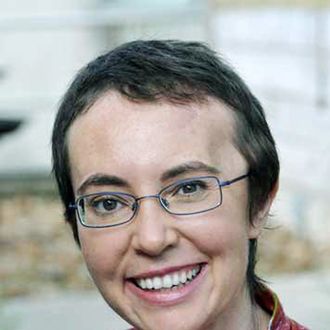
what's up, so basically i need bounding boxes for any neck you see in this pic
[208,286,270,330]
[246,293,271,330]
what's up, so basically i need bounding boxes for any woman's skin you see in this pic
[68,91,272,330]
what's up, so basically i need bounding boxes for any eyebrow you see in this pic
[77,161,220,195]
[160,161,220,181]
[77,174,129,195]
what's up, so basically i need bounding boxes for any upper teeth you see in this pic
[136,265,201,290]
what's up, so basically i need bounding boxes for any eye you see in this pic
[89,194,129,215]
[94,198,118,212]
[179,183,199,194]
[175,180,207,196]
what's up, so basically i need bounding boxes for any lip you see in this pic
[125,263,207,306]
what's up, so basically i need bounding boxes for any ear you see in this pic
[248,179,279,239]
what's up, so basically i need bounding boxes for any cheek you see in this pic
[78,227,129,280]
[185,204,250,263]
[196,221,248,257]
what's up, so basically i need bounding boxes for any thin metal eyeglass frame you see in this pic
[71,173,249,228]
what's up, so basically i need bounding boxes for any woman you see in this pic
[52,40,308,330]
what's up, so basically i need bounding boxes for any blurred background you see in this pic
[0,0,329,329]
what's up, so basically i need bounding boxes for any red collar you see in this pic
[255,286,309,330]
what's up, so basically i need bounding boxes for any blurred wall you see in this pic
[213,7,330,246]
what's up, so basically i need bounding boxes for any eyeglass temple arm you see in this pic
[69,203,77,209]
[220,173,250,187]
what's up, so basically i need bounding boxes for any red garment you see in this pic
[128,287,309,330]
[256,287,309,330]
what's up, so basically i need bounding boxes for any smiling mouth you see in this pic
[132,264,202,291]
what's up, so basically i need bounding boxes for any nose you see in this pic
[131,197,179,256]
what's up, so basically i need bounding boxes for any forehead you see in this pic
[67,91,242,190]
[70,91,235,139]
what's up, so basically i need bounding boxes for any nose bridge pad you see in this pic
[131,201,138,212]
[160,197,169,208]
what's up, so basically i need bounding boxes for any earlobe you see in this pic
[248,179,279,239]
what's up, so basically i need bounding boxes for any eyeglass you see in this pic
[71,173,249,228]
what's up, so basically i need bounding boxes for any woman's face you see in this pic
[67,92,263,330]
